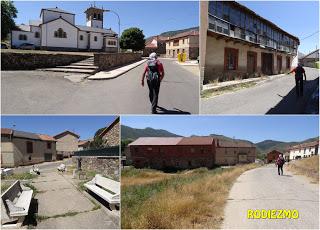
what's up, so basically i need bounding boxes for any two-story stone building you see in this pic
[166,30,199,60]
[1,128,57,167]
[200,1,300,84]
[99,116,120,147]
[54,130,80,159]
[128,136,256,169]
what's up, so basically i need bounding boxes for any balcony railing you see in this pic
[208,14,297,55]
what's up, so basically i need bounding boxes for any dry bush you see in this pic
[122,164,258,229]
[287,155,319,183]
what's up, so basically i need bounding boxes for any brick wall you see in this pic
[94,53,141,70]
[1,52,91,70]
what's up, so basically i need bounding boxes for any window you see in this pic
[222,2,230,21]
[97,14,101,20]
[54,28,67,38]
[94,36,97,42]
[80,35,83,40]
[209,1,216,15]
[107,40,116,46]
[19,34,27,40]
[26,141,33,153]
[173,39,179,46]
[224,48,238,70]
[93,13,97,19]
[35,32,40,38]
[47,142,52,149]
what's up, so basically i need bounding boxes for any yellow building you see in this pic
[166,30,199,60]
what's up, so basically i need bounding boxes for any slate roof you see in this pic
[13,130,41,140]
[129,137,183,146]
[167,30,199,41]
[216,139,254,148]
[301,49,319,60]
[41,7,75,15]
[76,25,117,35]
[54,130,80,139]
[17,24,31,32]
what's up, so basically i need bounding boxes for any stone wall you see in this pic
[102,122,120,147]
[1,51,91,70]
[94,53,141,70]
[72,157,120,181]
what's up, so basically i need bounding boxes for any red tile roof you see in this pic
[1,128,13,135]
[38,134,56,142]
[289,140,319,150]
[78,140,90,146]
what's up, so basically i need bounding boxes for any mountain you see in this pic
[121,125,181,140]
[255,136,319,154]
[145,26,199,42]
[121,125,318,155]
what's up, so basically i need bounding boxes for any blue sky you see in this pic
[240,1,319,55]
[1,116,118,140]
[121,115,319,143]
[12,1,199,38]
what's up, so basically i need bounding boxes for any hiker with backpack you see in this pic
[287,63,307,97]
[141,52,165,114]
[276,153,285,175]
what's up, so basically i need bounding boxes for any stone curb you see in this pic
[202,73,288,93]
[87,59,147,80]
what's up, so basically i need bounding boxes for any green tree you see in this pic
[120,27,145,51]
[1,0,18,40]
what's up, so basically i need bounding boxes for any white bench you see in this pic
[1,180,33,226]
[84,174,120,210]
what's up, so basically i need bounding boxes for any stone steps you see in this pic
[39,57,98,74]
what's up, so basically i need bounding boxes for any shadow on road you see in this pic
[266,78,319,114]
[156,106,191,114]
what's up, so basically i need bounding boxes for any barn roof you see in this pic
[177,137,214,145]
[129,137,183,146]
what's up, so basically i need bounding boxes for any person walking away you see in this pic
[276,153,285,175]
[288,63,306,97]
[141,52,165,114]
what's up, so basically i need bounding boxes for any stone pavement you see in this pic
[31,170,119,229]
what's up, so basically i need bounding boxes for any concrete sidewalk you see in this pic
[32,171,119,229]
[202,73,287,92]
[88,59,147,80]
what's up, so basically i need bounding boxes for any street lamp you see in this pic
[104,9,120,53]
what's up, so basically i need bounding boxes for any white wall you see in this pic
[86,20,103,29]
[78,31,89,49]
[41,18,78,48]
[42,10,74,25]
[11,30,41,47]
[89,32,103,50]
[289,146,318,160]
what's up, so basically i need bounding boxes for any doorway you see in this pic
[277,55,282,74]
[247,51,257,74]
[261,52,273,75]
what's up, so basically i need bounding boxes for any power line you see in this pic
[300,31,319,41]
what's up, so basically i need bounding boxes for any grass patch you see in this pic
[201,81,257,98]
[36,211,80,221]
[2,172,38,180]
[121,164,259,229]
[287,155,319,183]
[1,181,14,194]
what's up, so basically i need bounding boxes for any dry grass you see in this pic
[121,164,259,229]
[287,155,319,183]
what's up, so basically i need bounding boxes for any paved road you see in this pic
[201,67,319,114]
[1,59,199,114]
[222,164,319,229]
